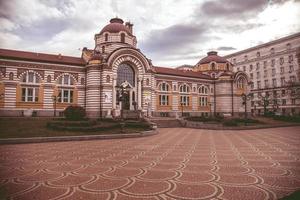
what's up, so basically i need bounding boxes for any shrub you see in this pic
[63,106,86,121]
[223,120,238,126]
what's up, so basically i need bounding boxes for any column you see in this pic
[138,77,142,110]
[112,78,116,109]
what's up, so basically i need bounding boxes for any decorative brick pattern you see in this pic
[0,127,299,199]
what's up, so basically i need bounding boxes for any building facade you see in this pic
[0,18,249,118]
[225,33,300,115]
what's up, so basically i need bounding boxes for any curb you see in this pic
[181,122,300,130]
[0,129,158,145]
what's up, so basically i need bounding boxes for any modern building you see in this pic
[0,17,249,118]
[225,33,300,115]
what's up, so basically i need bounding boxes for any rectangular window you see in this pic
[288,55,293,63]
[199,97,208,106]
[271,59,275,66]
[21,87,38,102]
[280,57,284,65]
[281,77,285,86]
[263,70,267,77]
[272,69,276,76]
[257,81,261,89]
[180,96,189,106]
[250,73,253,79]
[59,89,73,103]
[280,67,284,74]
[282,99,286,105]
[264,80,269,88]
[263,61,267,68]
[257,71,260,78]
[272,79,277,87]
[289,65,294,72]
[159,95,169,106]
[292,99,296,105]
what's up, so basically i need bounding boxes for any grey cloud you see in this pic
[217,46,236,51]
[198,0,267,19]
[12,18,70,42]
[140,23,207,55]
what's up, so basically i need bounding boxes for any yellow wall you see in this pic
[16,83,44,109]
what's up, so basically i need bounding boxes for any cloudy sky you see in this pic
[0,0,299,67]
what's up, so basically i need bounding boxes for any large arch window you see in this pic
[21,71,40,102]
[159,82,170,91]
[179,84,190,93]
[105,33,108,41]
[198,85,208,95]
[56,74,75,103]
[237,77,246,89]
[117,63,135,86]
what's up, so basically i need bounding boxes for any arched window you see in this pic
[105,33,108,41]
[237,77,246,89]
[179,84,190,93]
[47,75,51,83]
[211,63,216,70]
[21,71,40,83]
[159,82,169,91]
[146,78,150,86]
[121,33,125,43]
[57,74,74,86]
[102,46,105,53]
[106,75,110,83]
[9,72,14,80]
[199,86,208,95]
[117,63,135,86]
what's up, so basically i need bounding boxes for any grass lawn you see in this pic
[0,118,150,139]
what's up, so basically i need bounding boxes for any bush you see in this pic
[223,120,238,126]
[185,116,223,122]
[64,106,86,121]
[273,115,300,123]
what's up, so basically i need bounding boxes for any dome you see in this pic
[100,17,132,36]
[197,51,228,65]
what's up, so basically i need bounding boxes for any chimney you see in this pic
[125,22,133,34]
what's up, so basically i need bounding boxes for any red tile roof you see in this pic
[197,51,228,65]
[154,66,211,79]
[100,18,132,36]
[0,48,86,66]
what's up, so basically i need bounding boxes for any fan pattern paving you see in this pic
[0,127,300,200]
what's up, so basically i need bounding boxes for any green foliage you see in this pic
[63,106,86,121]
[185,116,223,122]
[273,115,300,123]
[223,120,238,126]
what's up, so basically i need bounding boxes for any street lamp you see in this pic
[241,93,252,121]
[180,102,184,117]
[52,94,58,117]
[208,102,212,117]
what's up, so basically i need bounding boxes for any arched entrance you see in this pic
[116,63,136,110]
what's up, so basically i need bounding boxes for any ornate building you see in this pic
[0,18,249,118]
[225,33,300,115]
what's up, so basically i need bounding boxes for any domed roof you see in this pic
[197,51,228,65]
[100,17,132,36]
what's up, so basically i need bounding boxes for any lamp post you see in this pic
[208,102,212,117]
[180,102,184,117]
[241,93,252,121]
[52,94,58,117]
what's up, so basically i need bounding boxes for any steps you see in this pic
[150,117,182,128]
[122,110,140,119]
